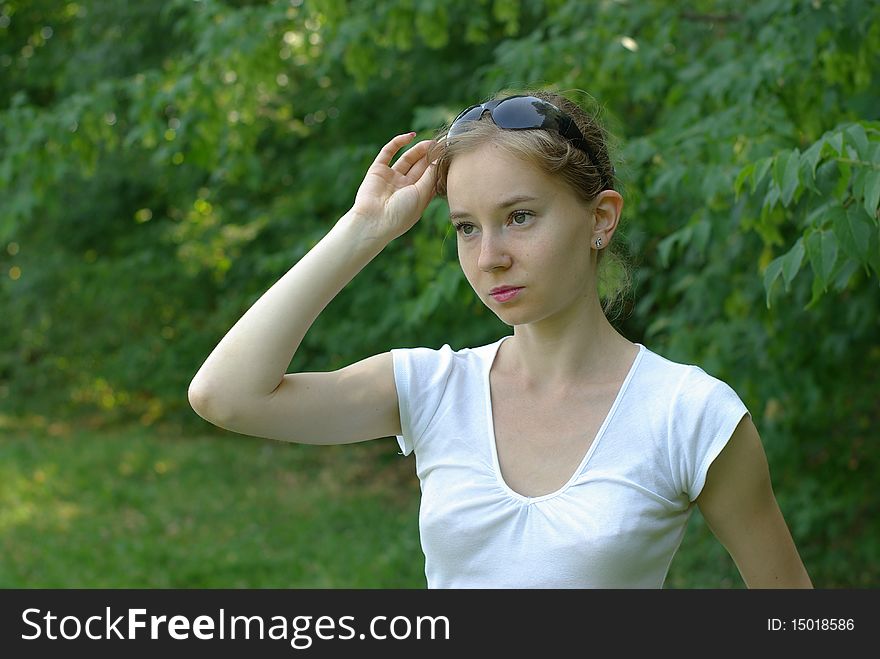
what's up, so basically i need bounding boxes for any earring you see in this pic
[595,237,603,249]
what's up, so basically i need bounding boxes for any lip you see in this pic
[489,286,524,303]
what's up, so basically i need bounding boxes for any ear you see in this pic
[590,190,624,247]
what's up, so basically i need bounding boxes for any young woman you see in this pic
[188,90,813,589]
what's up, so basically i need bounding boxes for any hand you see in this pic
[350,132,437,242]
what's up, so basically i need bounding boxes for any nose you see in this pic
[477,231,512,272]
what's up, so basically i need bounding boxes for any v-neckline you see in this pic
[483,336,645,505]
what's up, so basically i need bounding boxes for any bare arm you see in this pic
[188,132,436,444]
[696,415,813,588]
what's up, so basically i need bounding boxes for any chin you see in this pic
[487,306,536,327]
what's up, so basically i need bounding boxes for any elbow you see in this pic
[188,376,235,427]
[187,378,209,418]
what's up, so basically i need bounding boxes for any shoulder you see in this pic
[632,346,749,456]
[634,346,751,501]
[391,337,507,375]
[389,337,508,404]
[636,345,742,408]
[391,337,508,455]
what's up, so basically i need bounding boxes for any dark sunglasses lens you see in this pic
[448,105,485,137]
[492,97,561,131]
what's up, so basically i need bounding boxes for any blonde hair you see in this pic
[427,89,631,322]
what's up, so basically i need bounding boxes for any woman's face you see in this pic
[446,142,597,327]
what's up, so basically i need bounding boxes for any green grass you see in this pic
[1,421,744,588]
[0,423,424,588]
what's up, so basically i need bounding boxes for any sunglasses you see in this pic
[446,95,613,190]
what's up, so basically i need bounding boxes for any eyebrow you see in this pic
[448,194,540,221]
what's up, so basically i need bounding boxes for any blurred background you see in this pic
[1,0,877,587]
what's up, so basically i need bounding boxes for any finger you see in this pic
[371,132,416,168]
[411,160,438,210]
[402,148,431,184]
[391,139,433,174]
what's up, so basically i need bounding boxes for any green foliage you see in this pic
[1,0,878,586]
[737,121,880,307]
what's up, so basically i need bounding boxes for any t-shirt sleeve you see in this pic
[667,366,750,503]
[390,344,455,456]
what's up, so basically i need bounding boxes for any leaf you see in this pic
[806,268,826,310]
[803,199,835,230]
[805,229,839,290]
[826,130,844,156]
[801,136,825,180]
[834,160,852,198]
[831,259,859,292]
[657,229,685,267]
[649,163,687,196]
[781,238,805,289]
[781,148,801,206]
[771,150,790,191]
[851,165,867,201]
[863,169,880,218]
[762,183,780,213]
[845,123,869,159]
[734,163,754,197]
[753,156,773,190]
[798,151,821,195]
[763,255,784,308]
[839,206,880,274]
[830,204,867,262]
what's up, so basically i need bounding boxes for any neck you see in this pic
[503,291,634,388]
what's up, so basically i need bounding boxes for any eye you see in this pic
[509,210,533,226]
[453,222,477,236]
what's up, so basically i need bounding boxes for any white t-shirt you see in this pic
[391,336,749,588]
